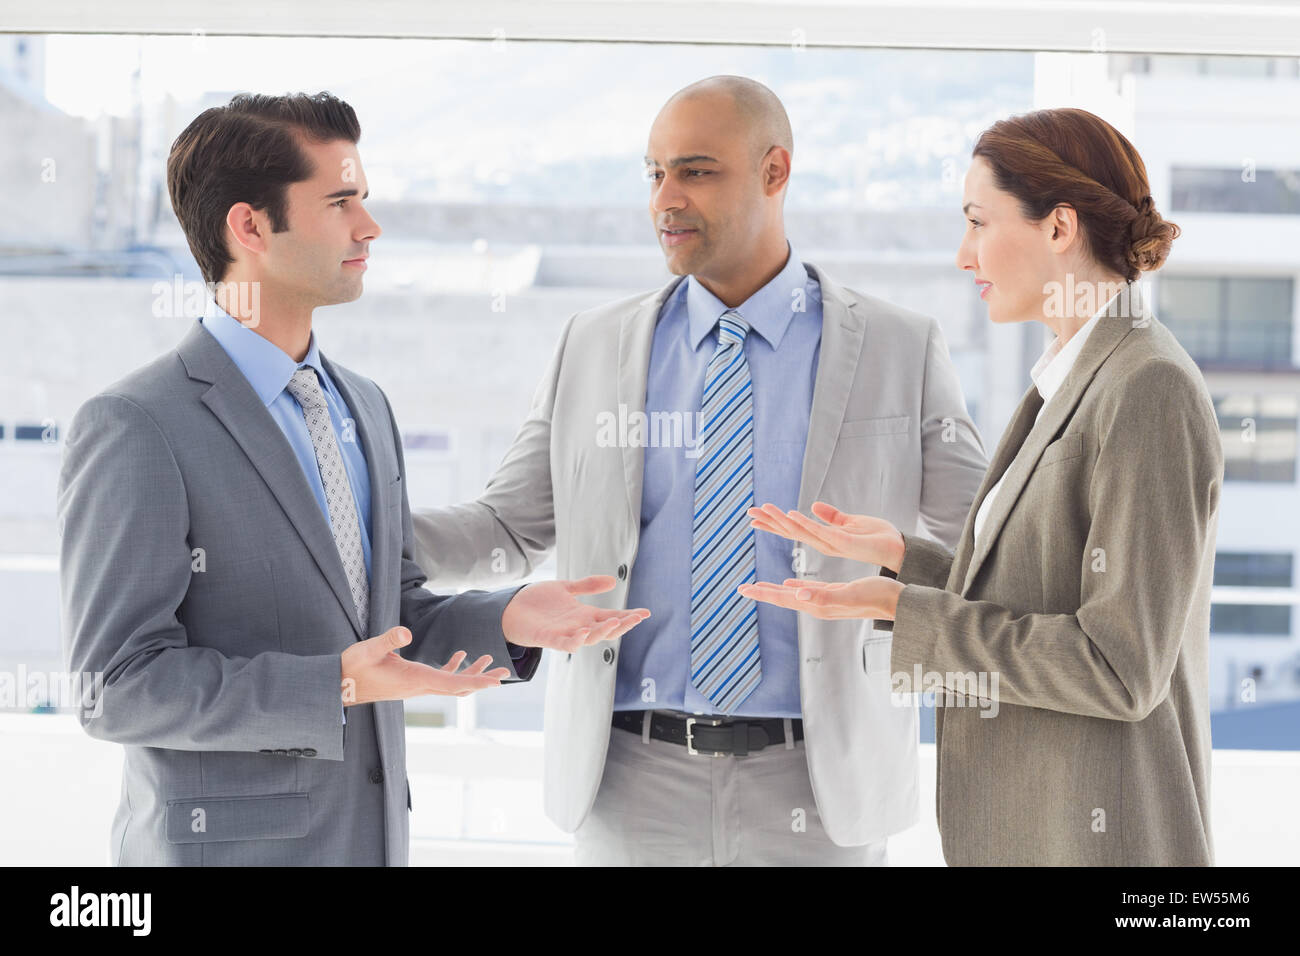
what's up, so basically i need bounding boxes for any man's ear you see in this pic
[226,201,268,257]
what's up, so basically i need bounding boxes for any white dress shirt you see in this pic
[972,291,1120,546]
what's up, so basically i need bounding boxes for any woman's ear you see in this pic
[1047,204,1081,252]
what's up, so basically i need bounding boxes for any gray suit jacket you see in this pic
[57,318,538,866]
[412,260,989,845]
[884,281,1222,865]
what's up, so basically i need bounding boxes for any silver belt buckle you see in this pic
[684,716,727,757]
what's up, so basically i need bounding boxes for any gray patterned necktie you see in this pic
[286,367,369,637]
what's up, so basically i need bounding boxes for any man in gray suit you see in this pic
[412,76,989,864]
[57,92,648,866]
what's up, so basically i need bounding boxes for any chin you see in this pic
[661,251,694,277]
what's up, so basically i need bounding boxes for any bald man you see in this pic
[413,76,988,865]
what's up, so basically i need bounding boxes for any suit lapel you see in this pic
[797,262,866,510]
[616,277,685,533]
[957,281,1149,594]
[949,383,1044,594]
[178,320,369,641]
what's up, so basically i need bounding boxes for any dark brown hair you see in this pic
[166,92,361,285]
[972,108,1179,282]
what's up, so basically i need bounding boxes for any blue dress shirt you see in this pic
[617,241,823,718]
[199,305,374,580]
[199,305,525,727]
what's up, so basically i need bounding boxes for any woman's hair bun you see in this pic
[1127,194,1180,274]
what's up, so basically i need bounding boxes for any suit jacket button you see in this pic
[274,749,288,755]
[258,749,272,754]
[602,647,615,664]
[370,768,384,784]
[616,564,627,580]
[288,748,302,756]
[302,748,317,757]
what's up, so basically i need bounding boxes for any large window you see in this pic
[1214,393,1299,482]
[1212,551,1294,637]
[1160,276,1294,370]
[1171,166,1300,215]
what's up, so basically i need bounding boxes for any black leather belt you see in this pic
[612,709,803,757]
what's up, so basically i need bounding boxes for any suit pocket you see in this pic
[840,415,911,439]
[165,793,310,844]
[862,635,893,676]
[1037,434,1084,468]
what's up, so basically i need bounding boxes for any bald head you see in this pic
[664,75,793,167]
[645,75,794,299]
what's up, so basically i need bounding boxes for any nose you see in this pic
[358,206,381,242]
[955,230,975,273]
[651,174,686,216]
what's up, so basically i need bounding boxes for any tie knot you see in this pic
[717,311,749,346]
[286,367,325,408]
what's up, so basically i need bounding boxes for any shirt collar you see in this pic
[199,302,327,407]
[686,240,808,351]
[1030,288,1121,405]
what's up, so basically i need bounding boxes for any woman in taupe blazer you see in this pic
[740,108,1223,866]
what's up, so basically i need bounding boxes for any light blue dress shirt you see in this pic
[199,305,374,580]
[199,304,527,694]
[617,242,823,718]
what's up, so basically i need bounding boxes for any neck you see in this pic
[1042,269,1127,347]
[694,233,790,309]
[215,279,314,363]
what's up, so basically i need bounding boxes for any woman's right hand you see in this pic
[747,501,905,572]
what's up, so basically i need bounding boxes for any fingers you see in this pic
[458,654,497,676]
[749,504,840,557]
[580,617,622,646]
[439,650,469,672]
[782,578,833,591]
[441,672,508,697]
[600,612,650,644]
[564,574,618,595]
[375,626,412,656]
[736,581,806,611]
[736,580,850,619]
[781,509,843,552]
[747,503,805,541]
[581,611,639,646]
[811,501,845,525]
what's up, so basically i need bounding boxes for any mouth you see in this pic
[343,256,368,270]
[975,280,992,299]
[660,227,698,248]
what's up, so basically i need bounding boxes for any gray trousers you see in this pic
[573,711,888,866]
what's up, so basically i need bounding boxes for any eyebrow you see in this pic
[643,155,721,168]
[962,202,982,214]
[325,188,369,200]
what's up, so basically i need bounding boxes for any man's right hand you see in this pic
[340,626,510,706]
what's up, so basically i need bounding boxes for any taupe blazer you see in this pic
[884,280,1223,865]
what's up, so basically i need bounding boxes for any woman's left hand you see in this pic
[738,575,905,620]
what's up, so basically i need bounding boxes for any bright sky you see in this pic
[44,34,434,119]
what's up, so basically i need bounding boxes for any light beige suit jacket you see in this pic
[413,260,989,845]
[884,280,1222,865]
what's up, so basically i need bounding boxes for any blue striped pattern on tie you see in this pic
[689,311,761,713]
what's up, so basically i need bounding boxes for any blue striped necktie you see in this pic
[689,310,761,713]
